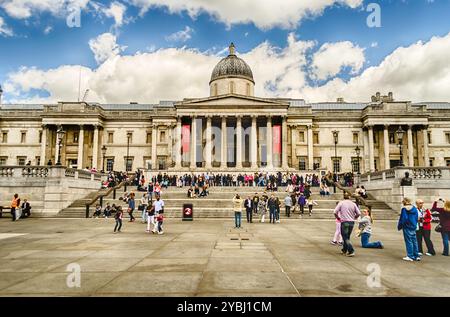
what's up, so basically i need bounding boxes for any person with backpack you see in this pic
[114,207,123,233]
[398,197,420,261]
[10,194,20,221]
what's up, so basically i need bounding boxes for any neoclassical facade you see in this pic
[1,44,450,173]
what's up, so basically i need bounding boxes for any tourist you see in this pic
[156,212,164,234]
[360,186,368,199]
[146,204,156,233]
[331,208,343,246]
[244,196,253,223]
[147,182,154,202]
[252,193,259,214]
[10,193,20,221]
[431,198,450,256]
[304,185,311,199]
[232,193,243,228]
[298,193,306,215]
[21,199,31,218]
[306,198,318,217]
[140,193,149,223]
[397,197,420,261]
[258,196,268,223]
[358,209,383,249]
[152,195,165,233]
[268,194,278,224]
[416,199,435,256]
[284,194,292,218]
[104,203,112,218]
[334,193,361,257]
[114,206,123,233]
[93,204,102,218]
[128,192,136,222]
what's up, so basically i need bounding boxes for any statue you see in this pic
[400,172,413,186]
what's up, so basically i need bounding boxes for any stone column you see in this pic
[167,124,174,168]
[368,125,375,172]
[236,115,243,169]
[307,125,314,170]
[205,116,212,169]
[423,127,430,167]
[407,125,414,167]
[175,117,182,169]
[151,123,157,170]
[54,125,61,164]
[251,115,258,169]
[291,125,297,169]
[266,116,273,169]
[190,116,197,169]
[77,125,84,169]
[363,129,369,173]
[281,116,288,169]
[92,125,99,169]
[40,125,47,166]
[221,116,227,169]
[383,125,390,170]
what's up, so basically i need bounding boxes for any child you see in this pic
[156,213,164,235]
[146,206,157,233]
[358,209,383,249]
[114,207,123,233]
[306,199,318,216]
[331,202,343,245]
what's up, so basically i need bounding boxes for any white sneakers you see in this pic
[403,257,414,262]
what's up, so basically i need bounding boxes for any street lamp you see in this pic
[332,130,339,193]
[125,132,132,172]
[101,145,107,172]
[55,127,65,166]
[396,126,405,167]
[355,145,361,175]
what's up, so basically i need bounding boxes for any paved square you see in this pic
[0,218,449,297]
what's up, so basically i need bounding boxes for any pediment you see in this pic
[175,94,289,109]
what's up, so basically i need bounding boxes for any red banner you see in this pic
[273,125,281,154]
[182,124,191,153]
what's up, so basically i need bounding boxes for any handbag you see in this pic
[435,223,442,233]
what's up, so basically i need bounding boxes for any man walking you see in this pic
[244,196,253,223]
[284,194,292,218]
[334,193,361,257]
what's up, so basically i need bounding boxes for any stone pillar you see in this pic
[221,116,227,169]
[281,116,288,169]
[54,126,61,164]
[423,127,430,167]
[167,123,174,168]
[190,116,197,169]
[175,118,182,169]
[291,125,297,169]
[236,115,243,169]
[266,116,273,169]
[92,125,99,169]
[40,125,47,166]
[151,123,157,170]
[368,126,375,172]
[251,115,258,169]
[307,125,314,170]
[383,125,390,170]
[77,125,84,169]
[407,125,414,167]
[205,116,212,169]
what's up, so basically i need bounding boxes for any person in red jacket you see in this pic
[431,198,450,256]
[416,199,435,256]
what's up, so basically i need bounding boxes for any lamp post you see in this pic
[355,145,361,186]
[332,130,339,193]
[101,145,107,172]
[55,127,65,166]
[125,132,131,172]
[396,126,405,167]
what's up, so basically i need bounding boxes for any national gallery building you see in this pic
[1,44,450,174]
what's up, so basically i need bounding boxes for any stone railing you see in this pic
[0,166,106,181]
[361,166,449,183]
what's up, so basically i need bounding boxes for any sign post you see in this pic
[182,204,193,221]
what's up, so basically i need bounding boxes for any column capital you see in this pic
[383,124,389,129]
[41,124,47,129]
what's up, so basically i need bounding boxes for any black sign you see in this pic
[183,204,193,221]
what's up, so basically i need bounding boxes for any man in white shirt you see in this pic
[149,196,164,233]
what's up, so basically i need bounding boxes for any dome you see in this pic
[210,43,254,85]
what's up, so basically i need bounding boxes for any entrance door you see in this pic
[158,157,166,170]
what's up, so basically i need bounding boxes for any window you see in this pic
[229,81,235,94]
[107,132,114,144]
[332,157,341,173]
[313,132,319,144]
[446,133,450,144]
[313,157,321,170]
[146,132,152,144]
[106,158,114,172]
[125,157,133,172]
[446,158,450,167]
[160,131,166,143]
[351,157,360,173]
[352,132,359,145]
[389,132,395,144]
[298,131,305,143]
[0,157,7,165]
[2,131,8,143]
[427,132,432,145]
[17,156,26,166]
[21,132,26,144]
[298,157,307,171]
[73,132,79,143]
[39,131,43,143]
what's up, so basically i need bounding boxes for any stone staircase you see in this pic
[57,185,398,220]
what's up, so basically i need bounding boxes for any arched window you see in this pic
[229,81,235,94]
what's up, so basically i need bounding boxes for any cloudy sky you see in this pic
[1,0,450,104]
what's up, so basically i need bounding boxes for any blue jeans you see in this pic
[340,222,355,254]
[361,232,383,249]
[442,231,449,256]
[403,228,419,259]
[234,212,242,228]
[269,208,276,223]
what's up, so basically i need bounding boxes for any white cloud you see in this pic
[88,32,126,64]
[0,0,90,19]
[0,16,13,37]
[129,0,363,29]
[103,1,127,28]
[310,41,365,81]
[4,32,450,105]
[165,26,194,42]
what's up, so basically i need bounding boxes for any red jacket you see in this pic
[432,202,450,232]
[418,208,432,231]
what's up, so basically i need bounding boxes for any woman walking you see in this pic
[431,198,450,256]
[128,192,136,222]
[358,209,383,249]
[114,206,123,233]
[258,196,268,223]
[140,193,149,223]
[232,193,243,228]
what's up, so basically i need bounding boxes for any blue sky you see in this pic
[1,0,450,103]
